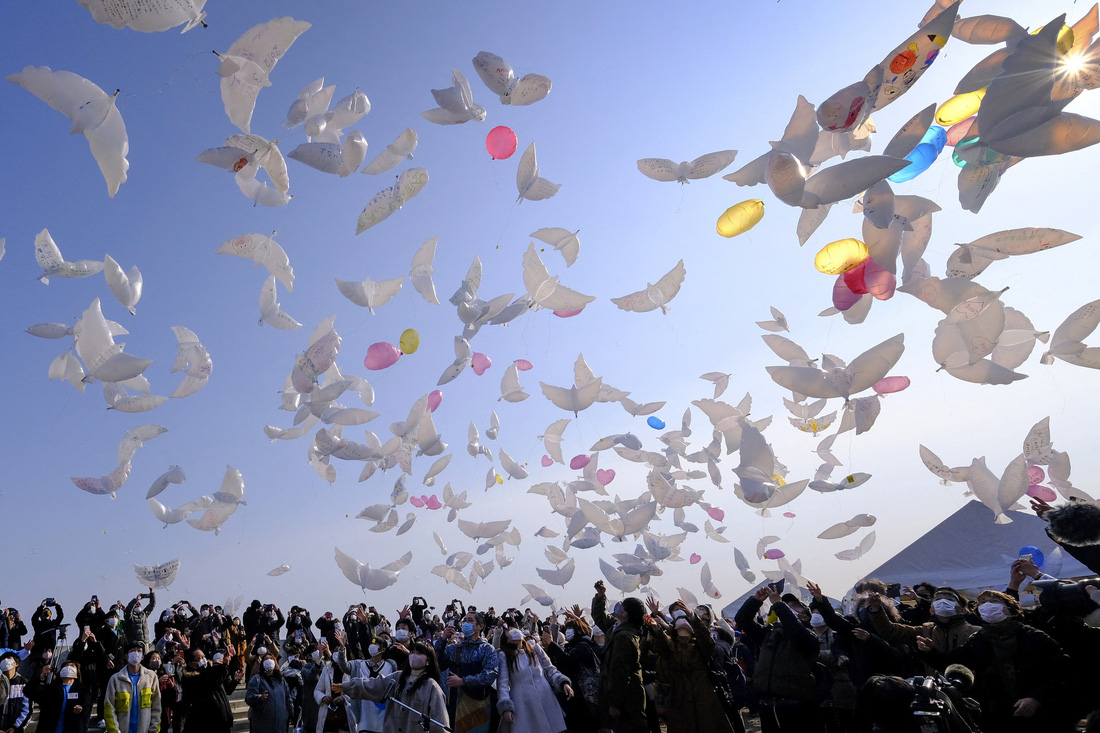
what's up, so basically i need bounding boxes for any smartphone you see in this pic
[92,595,98,603]
[84,626,91,634]
[885,582,902,598]
[46,597,55,605]
[1021,553,1033,562]
[768,579,785,594]
[320,637,327,645]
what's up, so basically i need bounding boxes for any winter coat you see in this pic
[180,663,238,733]
[246,672,291,733]
[26,673,94,733]
[315,660,356,732]
[335,651,395,732]
[734,597,818,703]
[5,616,28,648]
[810,598,914,685]
[103,665,162,733]
[300,659,323,733]
[544,635,601,730]
[32,604,66,652]
[867,605,979,655]
[341,669,449,733]
[124,594,155,651]
[0,672,32,732]
[496,644,569,733]
[647,619,735,733]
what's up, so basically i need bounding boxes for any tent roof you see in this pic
[860,500,1092,592]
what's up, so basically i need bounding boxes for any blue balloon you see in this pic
[889,125,948,182]
[1019,545,1045,568]
[646,416,665,430]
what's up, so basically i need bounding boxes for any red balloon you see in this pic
[832,274,861,311]
[843,261,870,295]
[486,126,518,160]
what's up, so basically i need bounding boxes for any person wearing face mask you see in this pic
[734,584,824,733]
[4,609,28,651]
[332,630,395,733]
[180,648,242,733]
[336,641,449,733]
[142,650,176,733]
[315,636,352,733]
[542,609,601,732]
[642,600,735,733]
[916,589,1074,732]
[589,581,646,733]
[92,613,125,728]
[66,625,107,728]
[122,591,155,655]
[495,627,571,733]
[387,613,416,672]
[256,605,285,645]
[802,607,856,733]
[27,658,93,733]
[0,651,32,733]
[246,635,280,681]
[864,586,980,663]
[433,612,499,733]
[300,643,329,733]
[32,599,66,661]
[102,643,161,733]
[246,653,291,733]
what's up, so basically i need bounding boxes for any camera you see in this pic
[1034,577,1100,616]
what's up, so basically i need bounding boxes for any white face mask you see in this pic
[810,613,826,628]
[197,658,208,668]
[674,618,692,632]
[107,619,118,629]
[212,654,224,663]
[60,666,77,679]
[408,653,427,670]
[564,629,575,642]
[128,651,143,665]
[368,645,381,657]
[43,651,53,661]
[201,610,210,618]
[671,609,687,620]
[262,659,276,673]
[311,651,321,662]
[932,599,958,617]
[1,658,16,672]
[256,646,267,656]
[978,602,1010,624]
[394,629,409,641]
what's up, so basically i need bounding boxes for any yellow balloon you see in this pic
[716,199,765,238]
[814,238,869,275]
[399,328,419,355]
[495,474,504,485]
[1031,23,1074,55]
[936,88,986,126]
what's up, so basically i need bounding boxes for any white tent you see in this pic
[860,500,1093,594]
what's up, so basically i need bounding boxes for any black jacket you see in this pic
[26,674,94,733]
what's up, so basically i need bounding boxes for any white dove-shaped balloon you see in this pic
[499,364,529,402]
[362,128,418,175]
[636,150,737,183]
[134,559,181,590]
[77,0,208,32]
[1041,299,1100,369]
[835,531,877,561]
[967,453,1031,524]
[611,260,685,315]
[818,514,877,540]
[7,66,129,197]
[214,17,311,134]
[522,243,594,311]
[725,95,819,206]
[356,169,429,234]
[335,548,412,591]
[288,131,367,177]
[146,465,187,499]
[421,68,486,124]
[34,229,105,284]
[335,274,403,313]
[755,307,788,332]
[73,298,152,384]
[767,334,905,399]
[103,255,142,315]
[530,228,580,268]
[148,496,212,526]
[258,274,301,330]
[516,143,561,203]
[216,233,294,291]
[168,327,212,399]
[472,51,552,105]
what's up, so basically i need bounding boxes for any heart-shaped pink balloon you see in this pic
[1027,484,1057,502]
[706,506,725,521]
[1027,465,1046,484]
[471,352,492,375]
[690,553,701,565]
[425,496,443,510]
[783,512,796,518]
[427,390,443,412]
[569,454,590,470]
[410,496,425,508]
[763,549,785,560]
[553,308,584,318]
[364,342,402,370]
[541,455,553,467]
[514,359,533,371]
[596,469,616,486]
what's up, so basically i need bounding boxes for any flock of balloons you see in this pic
[7,0,1100,605]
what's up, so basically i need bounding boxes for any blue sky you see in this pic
[2,0,1099,622]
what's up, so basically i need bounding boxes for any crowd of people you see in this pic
[3,499,1100,733]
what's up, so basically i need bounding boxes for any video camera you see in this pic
[906,667,978,733]
[1033,577,1100,616]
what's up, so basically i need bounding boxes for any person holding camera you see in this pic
[123,590,155,654]
[32,598,66,660]
[2,608,27,651]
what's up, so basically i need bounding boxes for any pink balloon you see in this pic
[763,549,785,560]
[486,125,518,160]
[596,469,616,486]
[783,512,796,518]
[706,506,725,521]
[946,117,976,146]
[1027,465,1046,484]
[873,376,911,395]
[514,359,534,371]
[425,496,443,510]
[541,455,554,467]
[471,352,492,376]
[1027,484,1057,502]
[832,275,861,311]
[553,308,584,318]
[863,257,897,300]
[689,553,702,565]
[427,390,443,412]
[410,496,425,508]
[843,261,869,295]
[569,454,590,470]
[364,342,402,370]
